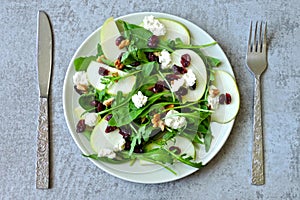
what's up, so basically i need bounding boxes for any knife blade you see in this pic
[36,10,53,189]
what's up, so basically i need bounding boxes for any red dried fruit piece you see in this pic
[169,146,181,155]
[115,36,125,46]
[105,126,117,133]
[225,93,232,104]
[98,67,109,76]
[172,64,187,74]
[181,54,191,67]
[219,94,226,104]
[76,119,86,133]
[147,35,159,48]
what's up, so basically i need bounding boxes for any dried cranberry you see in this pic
[76,119,86,133]
[165,74,180,82]
[105,114,113,121]
[134,145,144,153]
[124,141,131,150]
[96,103,106,112]
[98,67,109,76]
[219,94,226,104]
[169,146,181,154]
[175,86,188,96]
[181,54,191,67]
[172,64,187,74]
[189,83,196,90]
[90,100,99,107]
[130,61,140,67]
[147,35,159,48]
[115,36,125,46]
[146,52,159,62]
[105,126,117,133]
[225,93,232,104]
[119,127,131,139]
[151,81,165,93]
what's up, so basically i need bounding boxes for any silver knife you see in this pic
[36,11,53,189]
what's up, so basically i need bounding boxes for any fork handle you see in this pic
[252,75,265,185]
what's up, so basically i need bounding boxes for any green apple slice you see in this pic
[171,49,207,102]
[90,117,124,153]
[86,61,136,95]
[166,136,195,158]
[157,18,190,44]
[140,136,195,165]
[211,70,240,123]
[74,106,86,119]
[100,17,125,61]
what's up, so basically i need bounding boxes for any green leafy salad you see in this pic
[71,16,239,174]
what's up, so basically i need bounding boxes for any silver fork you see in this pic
[246,21,268,185]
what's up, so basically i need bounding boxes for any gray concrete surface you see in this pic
[0,0,299,199]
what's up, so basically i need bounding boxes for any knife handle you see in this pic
[36,97,49,189]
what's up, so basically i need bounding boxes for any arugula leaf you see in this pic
[204,130,213,152]
[108,91,132,126]
[140,61,156,76]
[163,129,177,141]
[82,154,131,164]
[74,56,97,71]
[125,28,153,49]
[78,93,96,111]
[166,149,203,168]
[99,57,115,66]
[95,88,108,102]
[136,125,154,142]
[96,43,104,56]
[116,20,142,32]
[207,56,221,67]
[124,148,174,165]
[129,91,170,122]
[129,135,138,155]
[82,130,92,141]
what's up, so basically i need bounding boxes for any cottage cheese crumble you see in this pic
[98,148,116,159]
[73,71,89,86]
[183,69,196,87]
[207,85,220,109]
[143,15,166,36]
[164,110,187,129]
[132,91,148,108]
[171,78,185,92]
[113,138,126,152]
[84,113,98,127]
[158,49,172,69]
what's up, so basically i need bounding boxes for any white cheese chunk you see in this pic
[84,113,98,127]
[132,91,148,108]
[207,85,220,109]
[183,69,196,87]
[143,15,166,36]
[159,49,172,69]
[73,71,89,86]
[164,110,187,129]
[171,78,185,92]
[98,148,116,159]
[113,138,126,152]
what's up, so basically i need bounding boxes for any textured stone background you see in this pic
[0,0,299,199]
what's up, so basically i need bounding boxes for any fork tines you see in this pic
[248,21,267,53]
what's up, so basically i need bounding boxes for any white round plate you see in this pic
[63,12,237,184]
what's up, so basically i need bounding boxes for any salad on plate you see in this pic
[71,15,240,174]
